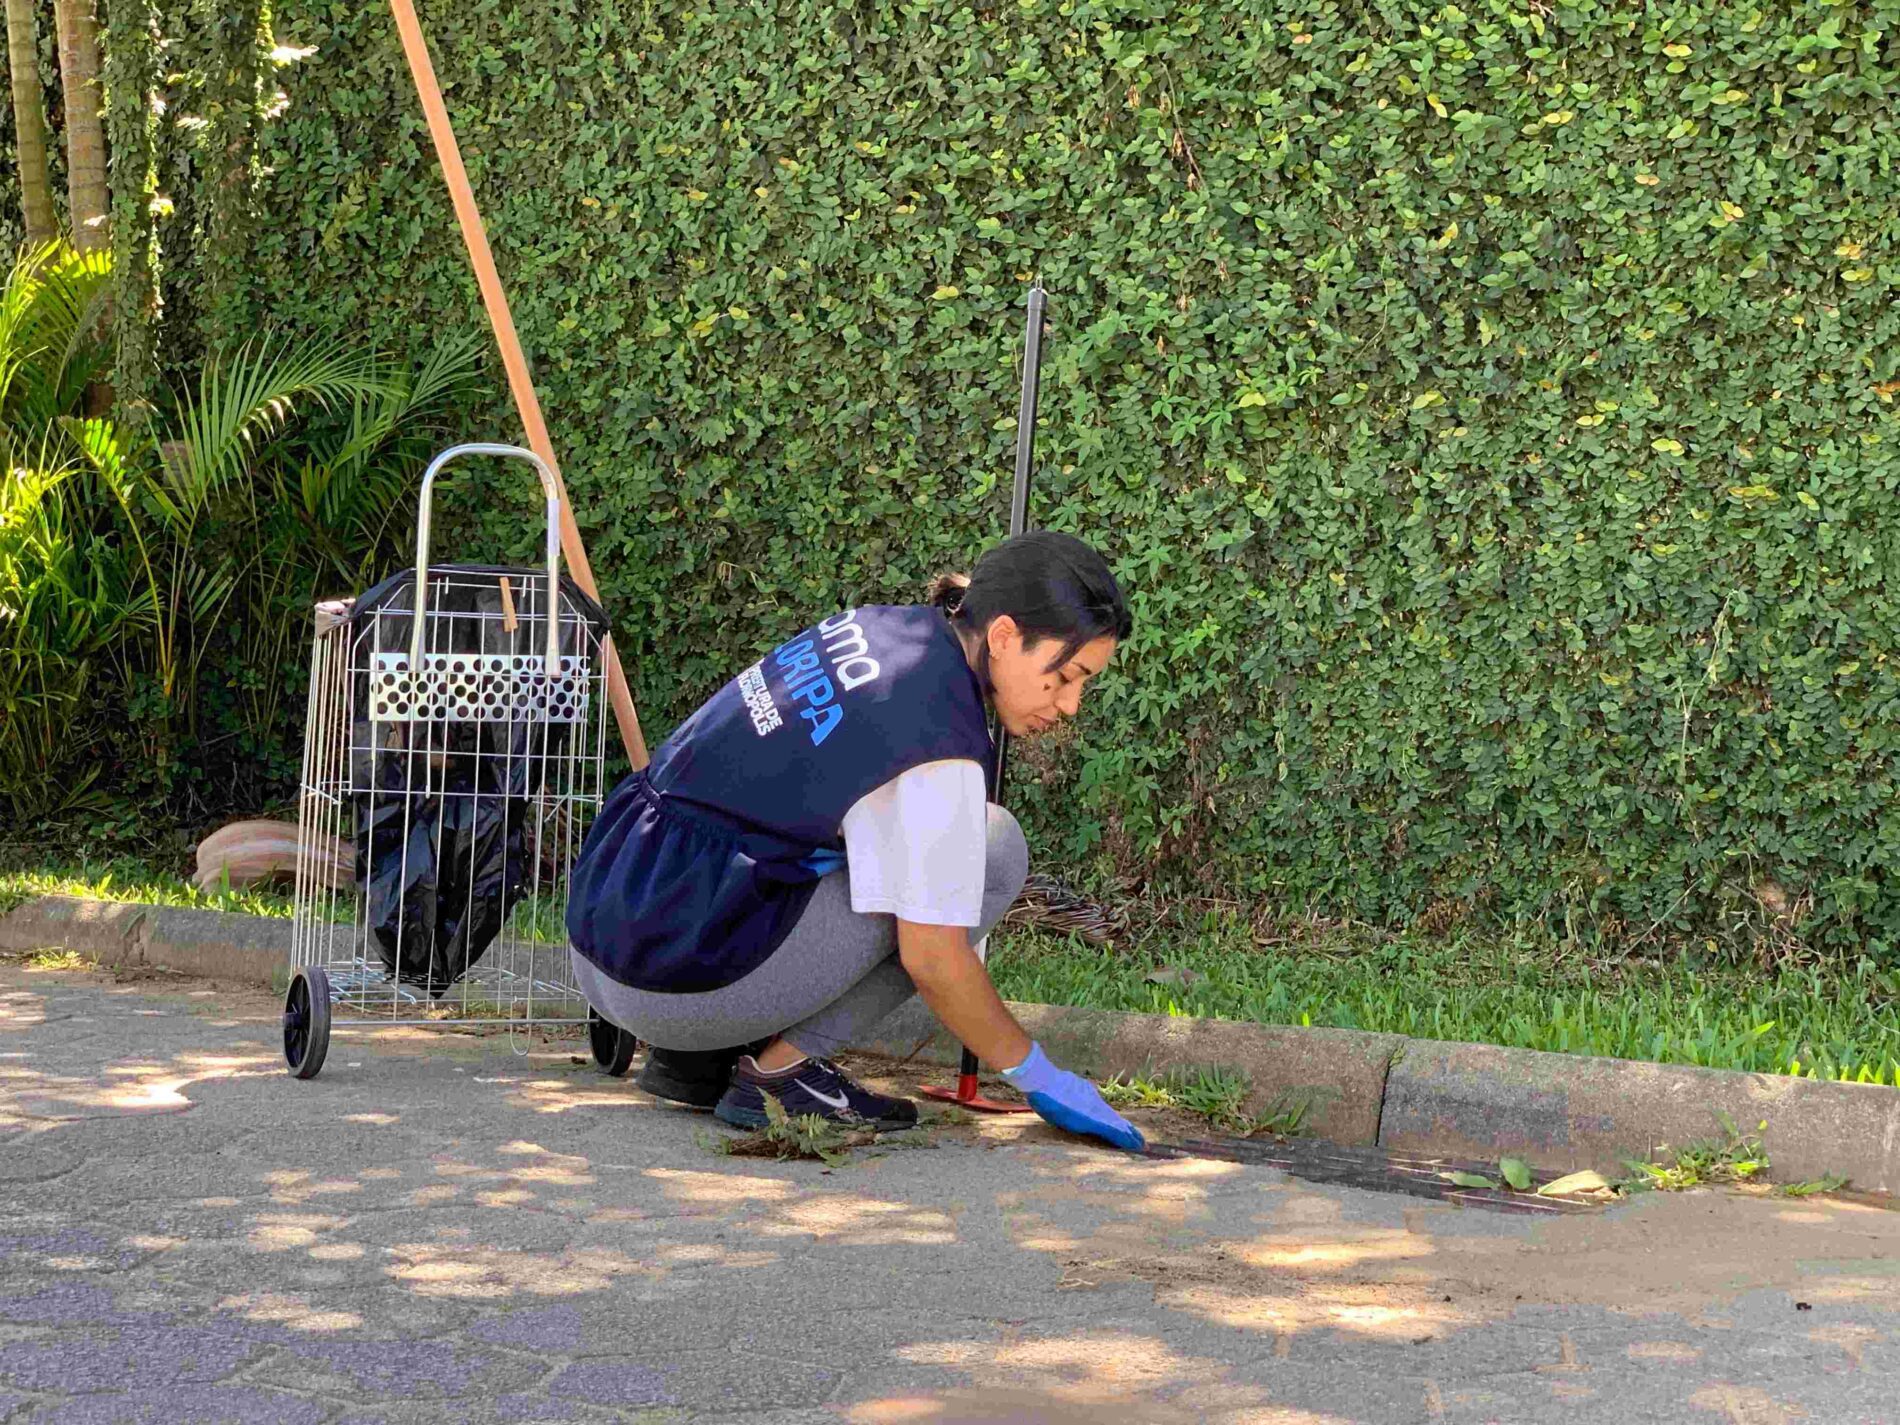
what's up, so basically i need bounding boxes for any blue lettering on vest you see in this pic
[802,703,844,744]
[792,674,835,709]
[769,610,888,746]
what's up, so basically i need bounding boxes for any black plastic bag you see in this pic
[355,744,532,995]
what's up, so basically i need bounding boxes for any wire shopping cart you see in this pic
[283,443,615,1078]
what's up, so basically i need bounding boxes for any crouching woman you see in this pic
[566,531,1142,1152]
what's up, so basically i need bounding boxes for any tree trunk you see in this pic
[52,0,107,252]
[5,0,58,245]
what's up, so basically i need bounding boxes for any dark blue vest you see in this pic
[567,604,993,993]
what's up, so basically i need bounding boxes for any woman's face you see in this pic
[981,617,1118,740]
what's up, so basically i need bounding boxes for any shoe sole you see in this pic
[636,1071,727,1112]
[712,1100,772,1130]
[712,1099,915,1133]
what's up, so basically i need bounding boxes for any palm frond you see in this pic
[300,334,482,507]
[65,415,176,527]
[180,557,240,627]
[262,333,483,585]
[402,334,485,415]
[0,243,113,435]
[162,336,399,513]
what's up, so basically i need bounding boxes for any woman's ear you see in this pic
[986,614,1022,660]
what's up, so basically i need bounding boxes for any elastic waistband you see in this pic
[626,768,765,855]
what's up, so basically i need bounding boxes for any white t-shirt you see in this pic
[839,758,988,926]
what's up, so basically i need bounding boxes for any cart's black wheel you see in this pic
[588,1007,638,1077]
[284,966,332,1080]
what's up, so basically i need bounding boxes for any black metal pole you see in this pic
[956,280,1046,1092]
[991,279,1044,808]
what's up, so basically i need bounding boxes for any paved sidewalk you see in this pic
[2,959,1897,1424]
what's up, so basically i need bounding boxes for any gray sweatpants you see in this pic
[570,805,1029,1058]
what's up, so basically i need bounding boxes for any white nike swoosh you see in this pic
[798,1084,851,1111]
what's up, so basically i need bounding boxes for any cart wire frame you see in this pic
[285,443,611,1077]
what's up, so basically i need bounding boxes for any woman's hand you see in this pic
[896,928,1144,1152]
[1000,1042,1145,1153]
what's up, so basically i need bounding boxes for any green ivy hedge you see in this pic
[116,0,1900,957]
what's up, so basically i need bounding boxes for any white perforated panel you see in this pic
[369,652,592,724]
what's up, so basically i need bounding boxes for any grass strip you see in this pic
[989,921,1900,1089]
[0,857,300,919]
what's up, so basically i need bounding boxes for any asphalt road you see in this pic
[3,958,1896,1424]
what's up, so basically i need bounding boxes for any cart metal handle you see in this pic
[408,443,564,674]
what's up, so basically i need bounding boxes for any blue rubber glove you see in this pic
[1000,1042,1146,1153]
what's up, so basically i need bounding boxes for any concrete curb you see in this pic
[0,894,294,985]
[1379,1038,1900,1195]
[5,894,1895,1192]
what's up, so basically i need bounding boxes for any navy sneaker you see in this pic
[714,1055,919,1132]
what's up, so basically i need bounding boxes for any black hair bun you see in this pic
[927,572,971,614]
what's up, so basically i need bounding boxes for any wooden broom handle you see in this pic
[389,0,649,768]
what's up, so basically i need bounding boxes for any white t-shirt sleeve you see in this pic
[839,758,988,926]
